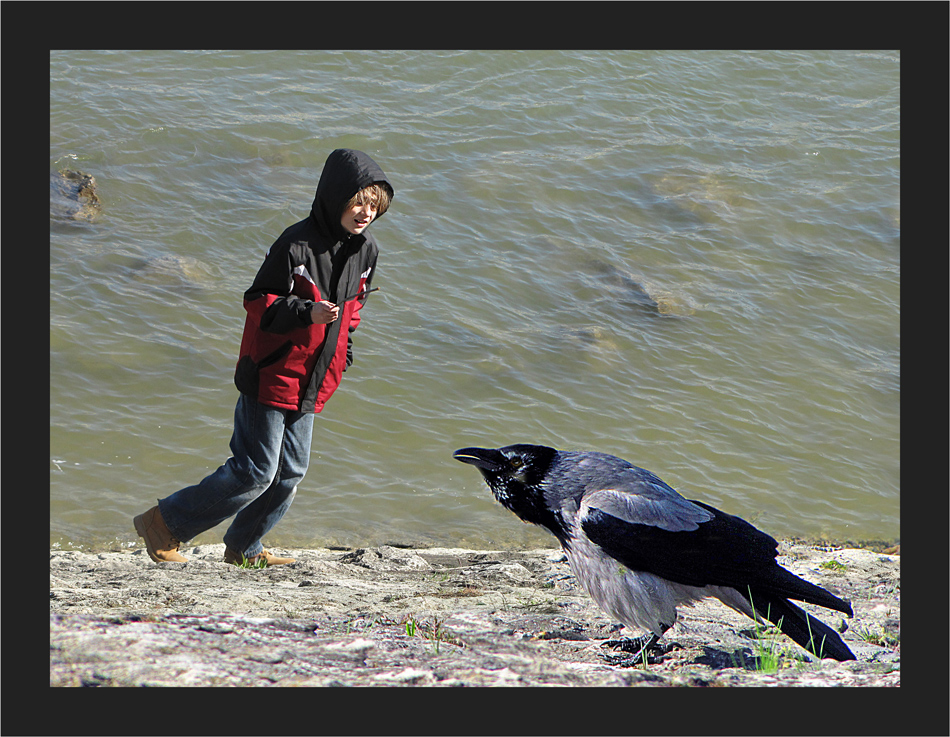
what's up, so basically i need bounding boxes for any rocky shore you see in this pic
[50,539,899,690]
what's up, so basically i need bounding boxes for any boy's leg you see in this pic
[153,395,288,545]
[223,407,315,561]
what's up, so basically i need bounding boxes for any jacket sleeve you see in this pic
[345,252,377,368]
[244,241,314,334]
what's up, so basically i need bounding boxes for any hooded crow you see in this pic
[454,443,856,662]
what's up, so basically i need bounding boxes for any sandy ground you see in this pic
[49,539,899,689]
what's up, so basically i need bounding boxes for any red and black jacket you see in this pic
[234,149,393,413]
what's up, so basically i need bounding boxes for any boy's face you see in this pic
[340,199,378,236]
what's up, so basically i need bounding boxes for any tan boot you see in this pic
[133,505,188,563]
[225,546,295,567]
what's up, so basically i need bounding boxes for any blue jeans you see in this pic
[158,394,314,557]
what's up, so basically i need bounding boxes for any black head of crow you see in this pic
[453,444,564,531]
[454,443,856,662]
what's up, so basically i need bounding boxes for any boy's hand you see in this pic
[311,300,340,324]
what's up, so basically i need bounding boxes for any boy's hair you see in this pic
[346,183,392,217]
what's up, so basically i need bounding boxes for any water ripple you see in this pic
[51,50,899,549]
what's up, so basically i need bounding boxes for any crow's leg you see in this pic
[600,632,671,666]
[603,632,658,653]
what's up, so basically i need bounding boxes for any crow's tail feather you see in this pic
[747,590,856,662]
[766,566,854,617]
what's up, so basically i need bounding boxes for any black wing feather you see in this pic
[581,500,780,589]
[582,500,853,616]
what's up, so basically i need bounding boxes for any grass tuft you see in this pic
[232,554,267,570]
[401,614,465,653]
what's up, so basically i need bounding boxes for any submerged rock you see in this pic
[129,254,213,290]
[50,169,102,222]
[651,171,749,224]
[588,259,696,318]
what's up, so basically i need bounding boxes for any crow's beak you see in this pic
[453,447,506,473]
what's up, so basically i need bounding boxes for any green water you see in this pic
[50,50,899,551]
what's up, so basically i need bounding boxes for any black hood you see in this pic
[311,148,394,241]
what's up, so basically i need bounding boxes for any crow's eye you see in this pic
[508,455,525,471]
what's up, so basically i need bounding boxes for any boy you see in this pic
[134,148,394,566]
